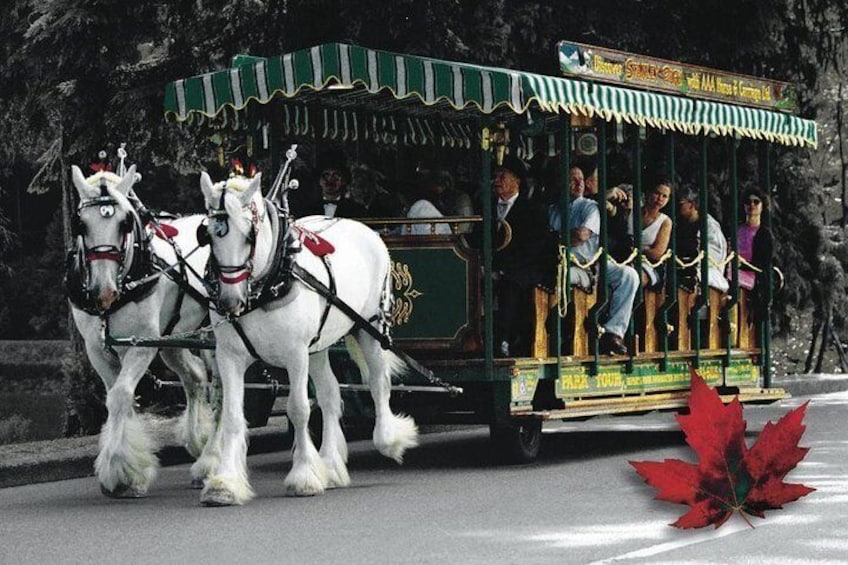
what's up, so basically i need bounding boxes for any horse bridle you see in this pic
[201,192,262,288]
[74,180,137,273]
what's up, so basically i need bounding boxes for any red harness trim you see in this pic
[148,222,179,240]
[294,226,335,256]
[220,271,250,284]
[85,251,123,262]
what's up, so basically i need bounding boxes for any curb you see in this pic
[775,373,848,398]
[0,420,288,489]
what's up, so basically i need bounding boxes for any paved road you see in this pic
[1,392,846,565]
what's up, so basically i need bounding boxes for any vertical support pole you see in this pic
[481,122,494,379]
[269,111,280,180]
[693,135,709,368]
[661,132,676,371]
[725,138,740,366]
[761,143,773,387]
[629,125,643,370]
[591,121,608,376]
[557,115,572,372]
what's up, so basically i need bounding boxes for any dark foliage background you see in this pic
[1,0,847,373]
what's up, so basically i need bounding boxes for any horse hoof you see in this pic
[100,483,145,499]
[190,478,205,490]
[201,486,236,507]
[284,484,323,497]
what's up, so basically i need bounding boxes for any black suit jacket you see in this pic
[470,197,553,288]
[292,196,369,220]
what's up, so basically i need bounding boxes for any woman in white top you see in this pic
[402,170,472,235]
[639,180,673,288]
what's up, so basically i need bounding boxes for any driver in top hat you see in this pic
[485,154,552,357]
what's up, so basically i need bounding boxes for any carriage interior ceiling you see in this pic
[164,42,818,149]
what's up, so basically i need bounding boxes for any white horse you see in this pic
[197,172,418,506]
[69,165,216,497]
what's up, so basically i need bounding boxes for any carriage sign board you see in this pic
[557,40,797,113]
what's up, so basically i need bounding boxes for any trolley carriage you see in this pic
[151,42,817,462]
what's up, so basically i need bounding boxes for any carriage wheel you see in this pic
[489,419,542,464]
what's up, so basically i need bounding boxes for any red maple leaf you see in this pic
[630,366,815,529]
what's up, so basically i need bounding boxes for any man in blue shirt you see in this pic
[554,165,639,355]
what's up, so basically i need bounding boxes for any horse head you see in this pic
[70,164,139,311]
[199,171,264,316]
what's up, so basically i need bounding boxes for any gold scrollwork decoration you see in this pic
[390,261,423,326]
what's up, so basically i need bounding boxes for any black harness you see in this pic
[203,199,336,354]
[203,199,435,383]
[64,184,158,316]
[65,183,210,336]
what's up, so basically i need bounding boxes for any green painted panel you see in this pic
[556,360,723,398]
[389,247,469,340]
[725,359,760,387]
[511,364,542,405]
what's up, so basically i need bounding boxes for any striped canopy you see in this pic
[164,42,817,148]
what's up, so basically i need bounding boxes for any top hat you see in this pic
[495,154,527,186]
[317,149,349,180]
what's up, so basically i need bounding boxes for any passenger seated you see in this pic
[607,183,635,263]
[677,187,730,292]
[638,179,673,289]
[550,164,639,355]
[348,163,404,218]
[736,187,773,322]
[403,170,473,235]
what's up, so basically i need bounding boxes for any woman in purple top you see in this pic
[737,187,773,321]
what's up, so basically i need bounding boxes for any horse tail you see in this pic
[347,256,400,382]
[344,335,369,384]
[343,335,408,385]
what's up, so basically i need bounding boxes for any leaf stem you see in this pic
[737,508,755,529]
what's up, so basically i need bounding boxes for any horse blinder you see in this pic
[196,222,211,247]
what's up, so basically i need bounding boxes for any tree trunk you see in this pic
[839,82,847,228]
[814,311,831,373]
[830,326,848,373]
[804,314,822,373]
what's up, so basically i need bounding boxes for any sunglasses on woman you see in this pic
[745,198,762,205]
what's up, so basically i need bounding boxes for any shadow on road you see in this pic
[266,427,693,473]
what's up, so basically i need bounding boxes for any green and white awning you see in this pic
[164,42,817,148]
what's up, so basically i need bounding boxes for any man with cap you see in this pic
[479,154,552,357]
